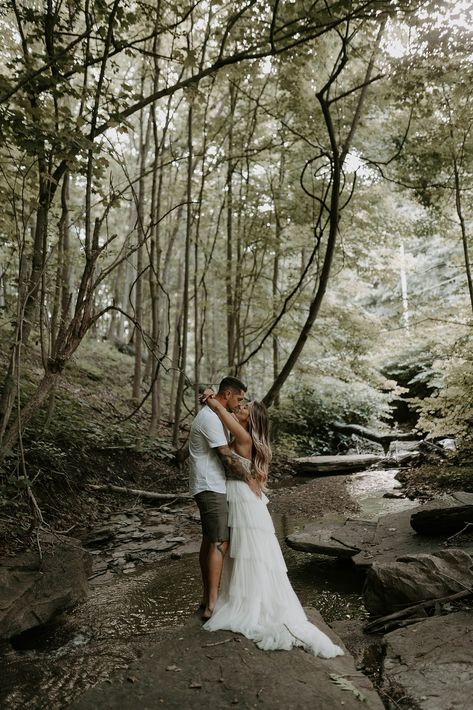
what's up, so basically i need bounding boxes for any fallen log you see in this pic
[363,588,472,634]
[410,505,473,536]
[333,422,422,453]
[87,483,192,501]
[293,453,384,475]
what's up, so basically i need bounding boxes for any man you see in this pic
[189,376,251,620]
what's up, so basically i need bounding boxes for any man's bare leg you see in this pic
[203,540,228,620]
[199,535,211,609]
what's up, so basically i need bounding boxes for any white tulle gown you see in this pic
[203,456,344,658]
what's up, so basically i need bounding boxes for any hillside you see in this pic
[0,338,184,552]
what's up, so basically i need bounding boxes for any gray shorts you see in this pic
[194,491,229,542]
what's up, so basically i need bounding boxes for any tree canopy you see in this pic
[0,0,472,470]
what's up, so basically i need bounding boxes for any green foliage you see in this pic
[381,344,437,394]
[271,378,393,456]
[27,344,176,464]
[0,338,176,517]
[415,333,473,456]
[1,0,472,492]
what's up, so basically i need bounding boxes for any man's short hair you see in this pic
[218,376,247,394]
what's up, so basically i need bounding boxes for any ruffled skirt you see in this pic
[203,480,344,658]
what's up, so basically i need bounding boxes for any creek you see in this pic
[1,467,418,709]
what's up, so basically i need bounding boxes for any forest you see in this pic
[2,2,473,708]
[0,0,472,534]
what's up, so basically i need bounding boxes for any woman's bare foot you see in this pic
[201,606,213,620]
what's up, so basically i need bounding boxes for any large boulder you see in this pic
[410,504,473,535]
[0,537,91,639]
[363,548,473,616]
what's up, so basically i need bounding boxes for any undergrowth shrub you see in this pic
[271,378,394,457]
[415,333,473,459]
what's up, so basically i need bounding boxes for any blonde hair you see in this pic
[247,401,271,489]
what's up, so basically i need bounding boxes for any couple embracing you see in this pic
[189,376,343,658]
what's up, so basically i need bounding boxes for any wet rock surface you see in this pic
[269,472,359,519]
[286,518,376,558]
[382,610,473,710]
[84,503,201,585]
[330,619,385,692]
[0,536,91,640]
[287,495,473,568]
[70,610,384,710]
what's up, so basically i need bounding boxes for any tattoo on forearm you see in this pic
[217,447,249,481]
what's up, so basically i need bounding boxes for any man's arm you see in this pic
[215,445,250,482]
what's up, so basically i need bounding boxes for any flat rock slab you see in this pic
[383,610,473,710]
[287,519,377,558]
[286,497,473,568]
[70,610,383,709]
[352,502,473,568]
[293,454,384,475]
[452,490,473,505]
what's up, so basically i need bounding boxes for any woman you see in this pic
[201,391,343,659]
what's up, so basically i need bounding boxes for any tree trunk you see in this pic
[132,101,150,402]
[0,371,59,461]
[262,150,341,407]
[0,247,30,447]
[149,90,166,434]
[263,20,386,407]
[173,102,193,446]
[149,167,164,433]
[272,146,285,406]
[453,155,473,313]
[50,170,71,353]
[0,158,52,447]
[226,83,237,369]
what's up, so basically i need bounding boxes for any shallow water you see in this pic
[2,467,417,709]
[348,467,419,519]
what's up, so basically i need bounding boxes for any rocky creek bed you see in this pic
[2,464,473,709]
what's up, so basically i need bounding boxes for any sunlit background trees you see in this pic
[0,0,472,479]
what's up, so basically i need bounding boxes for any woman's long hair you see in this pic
[247,401,271,489]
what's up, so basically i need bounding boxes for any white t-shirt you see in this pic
[189,406,228,496]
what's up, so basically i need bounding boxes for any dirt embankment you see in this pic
[396,462,473,500]
[269,473,360,519]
